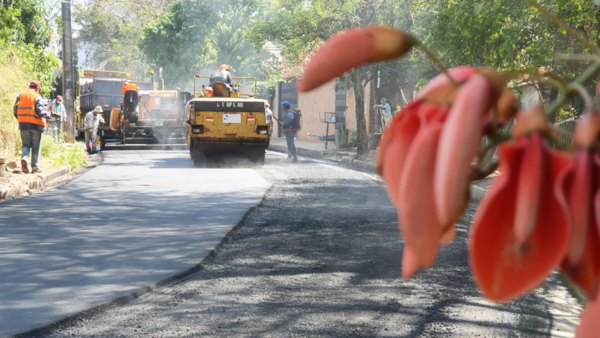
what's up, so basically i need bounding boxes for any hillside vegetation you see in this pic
[0,1,58,158]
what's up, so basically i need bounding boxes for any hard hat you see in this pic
[94,106,103,113]
[220,64,230,71]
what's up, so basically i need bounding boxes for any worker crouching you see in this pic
[84,106,105,154]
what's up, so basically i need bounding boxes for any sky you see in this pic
[44,0,87,68]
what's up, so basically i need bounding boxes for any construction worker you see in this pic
[121,80,139,95]
[279,101,298,163]
[209,64,233,92]
[49,95,66,141]
[13,80,51,174]
[265,102,273,135]
[84,106,105,154]
[122,80,140,122]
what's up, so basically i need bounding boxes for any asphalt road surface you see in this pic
[5,150,582,337]
[0,151,270,338]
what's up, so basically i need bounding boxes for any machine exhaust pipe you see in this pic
[158,67,165,91]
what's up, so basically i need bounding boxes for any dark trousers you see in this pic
[284,131,297,158]
[20,129,42,170]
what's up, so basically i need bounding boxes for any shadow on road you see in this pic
[19,167,578,337]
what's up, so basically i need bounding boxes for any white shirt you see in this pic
[265,107,273,122]
[378,103,392,119]
[84,111,105,131]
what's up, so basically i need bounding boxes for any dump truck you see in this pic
[76,69,152,145]
[186,75,271,166]
[109,69,192,145]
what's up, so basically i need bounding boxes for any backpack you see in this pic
[290,110,302,130]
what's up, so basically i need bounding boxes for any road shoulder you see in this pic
[0,153,102,203]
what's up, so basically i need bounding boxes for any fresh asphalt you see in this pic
[1,150,582,337]
[0,151,270,338]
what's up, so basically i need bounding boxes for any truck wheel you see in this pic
[189,141,194,160]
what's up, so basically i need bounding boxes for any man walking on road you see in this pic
[279,101,298,163]
[13,80,50,174]
[84,106,105,154]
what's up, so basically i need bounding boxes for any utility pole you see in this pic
[61,0,76,142]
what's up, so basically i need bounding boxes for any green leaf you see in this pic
[558,0,569,10]
[474,2,485,15]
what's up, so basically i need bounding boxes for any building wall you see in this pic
[272,84,280,136]
[272,80,373,144]
[296,80,337,143]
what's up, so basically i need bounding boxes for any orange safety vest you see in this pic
[122,83,139,95]
[16,91,45,127]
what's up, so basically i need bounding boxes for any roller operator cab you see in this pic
[186,76,270,166]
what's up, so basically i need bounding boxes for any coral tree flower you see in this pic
[557,113,600,300]
[297,26,415,93]
[577,297,600,338]
[470,107,571,303]
[377,67,505,278]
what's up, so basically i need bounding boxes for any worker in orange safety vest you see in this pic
[13,80,51,174]
[121,80,139,95]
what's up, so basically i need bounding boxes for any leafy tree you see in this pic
[73,0,179,80]
[249,0,387,157]
[0,0,58,94]
[138,0,275,92]
[404,0,598,117]
[137,1,216,89]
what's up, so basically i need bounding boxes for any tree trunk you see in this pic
[351,73,369,158]
[548,87,559,123]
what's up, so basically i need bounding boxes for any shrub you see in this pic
[41,134,88,171]
[52,143,88,172]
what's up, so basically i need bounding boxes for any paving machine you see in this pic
[109,69,191,145]
[186,75,271,166]
[76,69,152,147]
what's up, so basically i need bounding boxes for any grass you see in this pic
[41,134,88,172]
[1,48,87,172]
[0,51,30,159]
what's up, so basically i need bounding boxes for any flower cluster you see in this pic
[297,26,600,337]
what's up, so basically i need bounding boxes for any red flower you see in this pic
[557,113,600,300]
[577,298,600,338]
[297,26,415,93]
[470,108,571,302]
[378,67,503,277]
